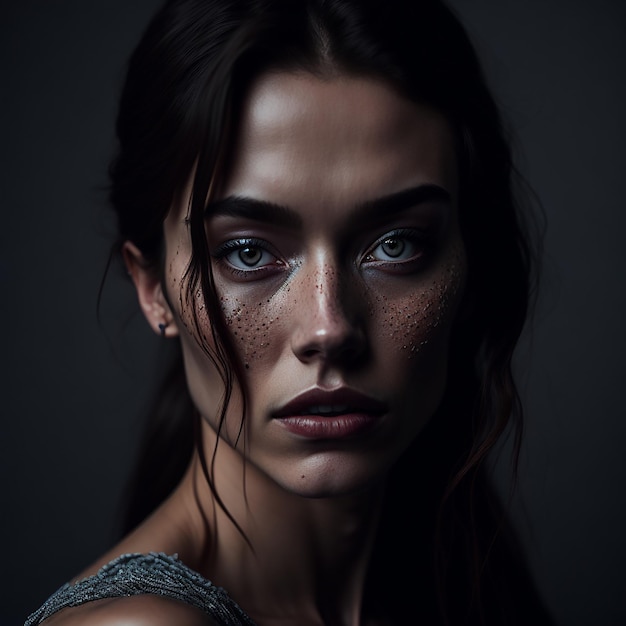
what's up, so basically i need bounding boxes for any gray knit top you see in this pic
[24,552,256,625]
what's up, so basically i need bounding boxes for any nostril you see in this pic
[292,324,368,366]
[339,331,368,364]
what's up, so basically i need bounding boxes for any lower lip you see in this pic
[275,413,380,439]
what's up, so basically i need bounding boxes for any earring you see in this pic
[158,322,169,338]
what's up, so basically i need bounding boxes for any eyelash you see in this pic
[212,229,432,279]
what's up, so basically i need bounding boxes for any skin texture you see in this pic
[87,72,466,626]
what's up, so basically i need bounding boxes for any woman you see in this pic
[26,0,554,624]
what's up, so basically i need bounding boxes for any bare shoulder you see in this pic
[41,595,217,626]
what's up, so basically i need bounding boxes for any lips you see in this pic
[272,388,387,439]
[273,388,387,418]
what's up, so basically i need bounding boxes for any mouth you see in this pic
[297,404,354,417]
[272,388,387,439]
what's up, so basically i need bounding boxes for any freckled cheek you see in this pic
[368,255,466,367]
[219,291,289,371]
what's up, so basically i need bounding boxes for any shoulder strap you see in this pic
[24,552,255,626]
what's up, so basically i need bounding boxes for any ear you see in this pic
[122,241,179,338]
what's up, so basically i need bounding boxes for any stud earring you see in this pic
[158,322,169,338]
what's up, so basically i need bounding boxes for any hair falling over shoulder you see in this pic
[106,0,553,623]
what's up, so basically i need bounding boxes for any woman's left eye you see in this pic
[364,230,425,264]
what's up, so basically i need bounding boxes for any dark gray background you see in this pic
[1,1,625,624]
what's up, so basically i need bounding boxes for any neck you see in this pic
[173,430,387,625]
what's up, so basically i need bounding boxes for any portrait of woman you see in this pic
[1,1,625,625]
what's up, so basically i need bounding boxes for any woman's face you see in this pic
[163,72,466,497]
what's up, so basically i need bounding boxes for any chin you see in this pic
[267,450,393,500]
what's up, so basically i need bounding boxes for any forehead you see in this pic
[222,72,457,216]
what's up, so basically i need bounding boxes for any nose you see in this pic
[290,255,366,367]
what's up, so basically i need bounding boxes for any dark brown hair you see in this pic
[109,0,551,623]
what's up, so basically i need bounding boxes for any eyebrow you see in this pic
[206,196,303,229]
[205,184,451,228]
[356,184,451,222]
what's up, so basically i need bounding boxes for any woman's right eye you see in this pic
[214,238,283,274]
[226,245,276,269]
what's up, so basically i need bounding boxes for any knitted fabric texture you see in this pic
[24,552,256,625]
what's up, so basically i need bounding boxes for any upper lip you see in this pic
[272,387,388,418]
